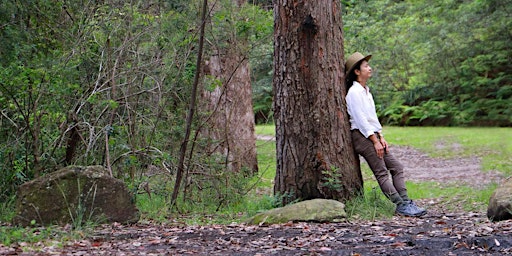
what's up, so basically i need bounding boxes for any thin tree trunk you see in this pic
[63,112,80,165]
[170,0,208,208]
[273,0,362,205]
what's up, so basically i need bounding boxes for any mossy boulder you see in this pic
[488,176,512,222]
[247,199,346,225]
[13,165,139,226]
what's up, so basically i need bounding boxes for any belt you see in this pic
[351,129,381,138]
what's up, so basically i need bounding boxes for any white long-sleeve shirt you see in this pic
[346,81,382,138]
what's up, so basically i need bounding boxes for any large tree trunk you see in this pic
[202,52,258,174]
[200,0,258,174]
[273,0,362,205]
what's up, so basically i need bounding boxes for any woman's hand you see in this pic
[370,133,388,158]
[380,137,389,154]
[373,140,385,158]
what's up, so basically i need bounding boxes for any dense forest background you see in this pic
[0,0,510,207]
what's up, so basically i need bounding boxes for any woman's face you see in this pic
[355,60,372,80]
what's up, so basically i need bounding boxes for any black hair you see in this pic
[345,59,364,92]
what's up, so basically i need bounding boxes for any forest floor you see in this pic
[1,143,511,255]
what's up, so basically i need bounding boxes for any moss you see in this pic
[247,199,346,225]
[13,166,138,226]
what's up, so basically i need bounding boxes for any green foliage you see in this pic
[0,198,16,223]
[136,130,278,225]
[245,5,273,124]
[253,139,276,188]
[321,166,344,191]
[135,151,255,223]
[343,0,512,126]
[254,124,276,136]
[136,193,171,222]
[0,0,203,201]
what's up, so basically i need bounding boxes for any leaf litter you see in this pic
[1,145,511,255]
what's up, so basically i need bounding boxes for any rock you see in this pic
[487,176,512,222]
[246,199,346,225]
[13,165,139,226]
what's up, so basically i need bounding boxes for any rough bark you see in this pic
[273,0,362,205]
[200,0,258,174]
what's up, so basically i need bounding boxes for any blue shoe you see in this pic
[406,200,427,216]
[395,202,425,217]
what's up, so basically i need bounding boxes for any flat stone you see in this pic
[247,198,346,225]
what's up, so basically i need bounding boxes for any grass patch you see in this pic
[345,187,396,221]
[136,193,171,222]
[404,181,497,212]
[255,124,275,136]
[385,126,512,176]
[252,140,276,189]
[0,223,88,247]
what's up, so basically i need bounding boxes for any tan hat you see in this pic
[345,52,372,75]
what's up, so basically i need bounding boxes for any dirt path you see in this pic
[390,145,504,188]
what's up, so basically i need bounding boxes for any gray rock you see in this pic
[247,199,346,225]
[487,176,512,222]
[13,165,139,226]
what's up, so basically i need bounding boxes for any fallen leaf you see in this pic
[390,242,407,248]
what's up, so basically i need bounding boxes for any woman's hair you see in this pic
[345,60,363,92]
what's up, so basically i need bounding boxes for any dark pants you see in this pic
[351,130,407,197]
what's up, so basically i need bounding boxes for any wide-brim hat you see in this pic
[345,52,372,75]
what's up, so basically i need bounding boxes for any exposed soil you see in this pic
[1,139,510,255]
[391,145,504,189]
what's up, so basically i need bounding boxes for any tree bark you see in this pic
[273,0,362,205]
[200,0,258,174]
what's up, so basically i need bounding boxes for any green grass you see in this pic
[0,222,88,246]
[253,140,276,188]
[385,126,512,176]
[254,124,275,136]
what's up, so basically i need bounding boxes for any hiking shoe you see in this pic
[395,203,425,217]
[408,200,427,216]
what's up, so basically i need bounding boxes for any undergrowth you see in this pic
[0,125,508,245]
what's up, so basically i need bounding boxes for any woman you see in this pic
[345,52,426,217]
